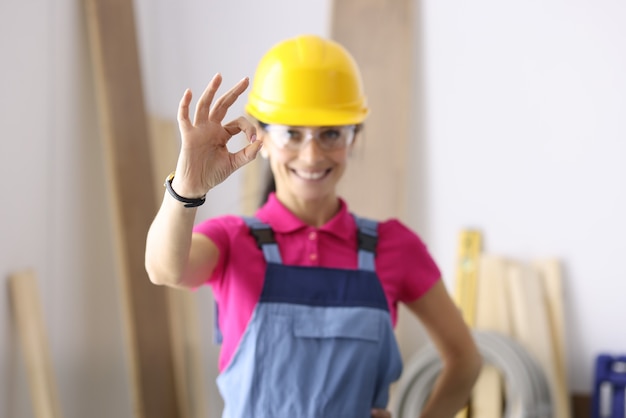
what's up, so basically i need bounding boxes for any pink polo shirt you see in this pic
[193,193,441,371]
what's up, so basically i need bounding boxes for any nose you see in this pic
[298,133,324,164]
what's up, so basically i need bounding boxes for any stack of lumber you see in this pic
[454,230,571,418]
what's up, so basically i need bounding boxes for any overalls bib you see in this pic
[216,216,403,418]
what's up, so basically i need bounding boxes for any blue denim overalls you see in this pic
[216,216,403,418]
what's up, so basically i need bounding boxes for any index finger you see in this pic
[193,73,223,126]
[208,77,250,123]
[222,116,257,143]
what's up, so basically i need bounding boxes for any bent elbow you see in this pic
[469,350,483,384]
[145,259,175,287]
[446,345,483,389]
[145,264,163,286]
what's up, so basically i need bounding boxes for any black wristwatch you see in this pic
[164,172,206,208]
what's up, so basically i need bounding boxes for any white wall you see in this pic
[2,1,624,416]
[1,1,133,418]
[415,0,626,393]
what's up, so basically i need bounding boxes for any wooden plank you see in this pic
[8,270,62,418]
[148,116,180,198]
[148,116,209,418]
[330,0,413,220]
[475,256,512,333]
[506,261,562,418]
[166,289,208,418]
[471,255,511,418]
[83,1,181,417]
[533,259,571,418]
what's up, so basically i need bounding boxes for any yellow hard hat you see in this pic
[245,35,369,126]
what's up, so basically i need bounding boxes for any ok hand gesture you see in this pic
[172,73,263,198]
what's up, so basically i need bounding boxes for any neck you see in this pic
[275,191,341,227]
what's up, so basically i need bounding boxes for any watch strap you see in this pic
[164,172,206,208]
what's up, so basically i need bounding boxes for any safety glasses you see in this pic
[263,124,357,151]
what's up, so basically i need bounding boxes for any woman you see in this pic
[145,35,481,418]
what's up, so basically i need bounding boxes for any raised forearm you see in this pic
[145,74,261,287]
[145,190,199,286]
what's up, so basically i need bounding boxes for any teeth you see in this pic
[296,170,326,180]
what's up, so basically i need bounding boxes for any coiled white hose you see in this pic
[391,331,552,418]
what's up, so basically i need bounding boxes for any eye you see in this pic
[318,128,342,143]
[286,129,303,143]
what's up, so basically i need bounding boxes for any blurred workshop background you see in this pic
[1,1,625,417]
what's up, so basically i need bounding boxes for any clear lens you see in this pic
[265,125,356,151]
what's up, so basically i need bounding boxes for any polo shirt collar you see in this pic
[256,193,355,239]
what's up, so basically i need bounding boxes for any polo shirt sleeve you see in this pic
[377,219,441,304]
[192,215,246,284]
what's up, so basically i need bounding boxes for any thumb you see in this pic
[231,139,264,169]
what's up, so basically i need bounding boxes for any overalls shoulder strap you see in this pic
[213,216,283,345]
[353,214,379,273]
[242,216,283,264]
[244,215,378,270]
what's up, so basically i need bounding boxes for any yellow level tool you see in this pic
[453,230,482,418]
[454,230,482,326]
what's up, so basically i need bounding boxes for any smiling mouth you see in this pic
[291,168,331,181]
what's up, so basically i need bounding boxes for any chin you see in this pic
[283,184,336,202]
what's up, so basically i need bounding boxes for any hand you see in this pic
[371,408,392,418]
[173,73,263,197]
